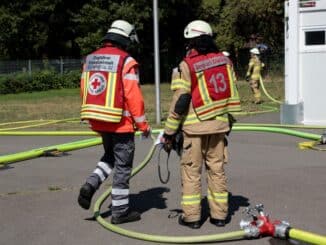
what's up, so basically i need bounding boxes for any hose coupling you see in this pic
[242,224,260,238]
[274,221,291,239]
[321,132,326,144]
[239,219,252,230]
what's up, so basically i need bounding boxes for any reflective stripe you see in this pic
[82,71,90,105]
[112,188,129,195]
[124,73,139,82]
[122,110,131,117]
[207,190,228,203]
[193,97,241,121]
[93,168,106,182]
[197,72,212,105]
[106,72,117,107]
[171,78,191,92]
[134,115,146,123]
[226,65,236,97]
[184,113,228,125]
[181,194,201,205]
[97,161,112,175]
[81,103,123,122]
[165,117,180,131]
[195,98,241,113]
[182,200,201,205]
[182,194,201,199]
[207,195,228,203]
[112,198,129,206]
[82,104,123,113]
[80,112,121,123]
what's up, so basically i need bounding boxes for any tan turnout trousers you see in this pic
[180,132,228,222]
[249,79,261,103]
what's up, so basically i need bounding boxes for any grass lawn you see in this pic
[0,76,284,130]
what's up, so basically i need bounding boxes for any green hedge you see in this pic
[0,70,81,94]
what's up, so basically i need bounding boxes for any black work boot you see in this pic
[111,210,141,224]
[210,217,225,227]
[78,183,96,210]
[178,216,201,229]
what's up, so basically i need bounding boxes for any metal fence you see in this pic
[0,58,83,75]
[0,51,284,79]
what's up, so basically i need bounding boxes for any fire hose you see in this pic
[1,126,326,244]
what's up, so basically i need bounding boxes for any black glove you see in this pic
[162,133,174,154]
[162,132,184,156]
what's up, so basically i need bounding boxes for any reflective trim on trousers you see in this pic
[93,168,106,182]
[98,161,112,175]
[112,198,129,207]
[112,188,129,195]
[207,190,228,203]
[181,194,201,205]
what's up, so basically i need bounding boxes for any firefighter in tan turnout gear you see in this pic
[163,20,241,229]
[78,20,150,225]
[246,47,264,104]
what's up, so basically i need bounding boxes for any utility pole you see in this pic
[153,0,161,125]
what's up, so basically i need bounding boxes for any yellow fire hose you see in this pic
[0,77,325,243]
[94,137,247,243]
[1,125,326,244]
[259,75,283,104]
[289,228,326,245]
[0,118,79,131]
[0,126,323,166]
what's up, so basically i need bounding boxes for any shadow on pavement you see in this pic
[85,186,170,221]
[130,186,170,214]
[0,165,14,171]
[200,192,250,224]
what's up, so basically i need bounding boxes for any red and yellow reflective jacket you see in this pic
[80,43,149,133]
[184,50,241,121]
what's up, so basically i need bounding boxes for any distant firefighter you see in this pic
[245,48,264,104]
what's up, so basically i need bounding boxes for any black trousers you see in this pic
[86,132,135,217]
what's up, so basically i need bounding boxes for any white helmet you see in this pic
[222,51,230,57]
[184,20,213,39]
[103,20,139,44]
[250,48,260,55]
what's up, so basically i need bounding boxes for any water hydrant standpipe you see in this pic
[239,204,326,245]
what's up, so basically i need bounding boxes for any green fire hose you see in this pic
[289,228,326,245]
[0,126,322,166]
[94,138,246,243]
[1,125,326,244]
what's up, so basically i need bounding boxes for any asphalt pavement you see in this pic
[1,112,325,245]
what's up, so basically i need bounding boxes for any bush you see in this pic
[60,70,81,88]
[0,70,81,94]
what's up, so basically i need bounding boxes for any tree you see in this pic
[0,0,284,82]
[213,0,284,51]
[0,0,85,59]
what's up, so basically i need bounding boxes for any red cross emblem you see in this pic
[91,78,101,89]
[88,73,107,95]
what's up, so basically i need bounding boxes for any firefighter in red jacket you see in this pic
[163,20,241,229]
[78,20,150,225]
